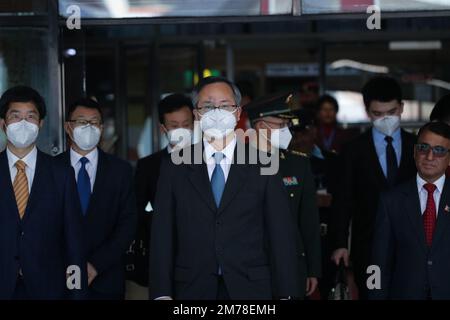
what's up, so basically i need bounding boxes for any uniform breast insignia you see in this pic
[283,176,299,186]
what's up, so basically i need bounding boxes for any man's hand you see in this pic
[87,262,98,286]
[306,277,318,296]
[331,248,349,267]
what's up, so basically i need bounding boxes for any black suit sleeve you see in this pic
[299,160,321,278]
[369,193,394,300]
[149,158,175,299]
[89,164,137,274]
[264,172,301,298]
[330,143,355,250]
[63,166,88,299]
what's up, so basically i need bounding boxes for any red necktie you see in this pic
[423,183,437,246]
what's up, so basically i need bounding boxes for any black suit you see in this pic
[370,177,450,299]
[127,148,169,286]
[0,150,87,299]
[55,149,137,299]
[149,143,302,299]
[329,129,416,299]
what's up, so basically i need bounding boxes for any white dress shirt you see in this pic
[203,136,237,182]
[417,173,446,216]
[7,146,37,193]
[70,147,98,192]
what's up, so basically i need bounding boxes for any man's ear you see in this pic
[38,119,44,129]
[398,101,404,115]
[159,123,166,134]
[0,119,5,132]
[193,109,201,121]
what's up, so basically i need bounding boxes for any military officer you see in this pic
[246,93,321,298]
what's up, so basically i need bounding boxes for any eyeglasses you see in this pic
[6,113,39,123]
[196,104,238,114]
[415,143,450,157]
[67,119,102,127]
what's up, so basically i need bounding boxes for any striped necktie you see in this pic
[13,160,29,219]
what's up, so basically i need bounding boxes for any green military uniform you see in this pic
[246,92,322,298]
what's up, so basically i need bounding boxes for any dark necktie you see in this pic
[423,183,437,246]
[211,152,225,208]
[385,136,398,187]
[77,157,91,215]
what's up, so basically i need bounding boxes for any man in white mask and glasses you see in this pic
[246,93,321,299]
[150,77,301,300]
[56,98,137,300]
[0,86,86,299]
[329,76,417,300]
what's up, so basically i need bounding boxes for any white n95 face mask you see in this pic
[73,125,101,151]
[166,127,192,150]
[270,126,293,150]
[6,120,39,149]
[200,109,237,140]
[373,115,400,137]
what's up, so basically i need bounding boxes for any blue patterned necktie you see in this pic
[77,157,91,215]
[211,152,225,208]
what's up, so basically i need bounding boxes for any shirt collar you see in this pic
[70,147,98,166]
[417,173,446,194]
[203,135,237,162]
[7,146,37,172]
[372,126,401,142]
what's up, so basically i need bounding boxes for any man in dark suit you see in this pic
[129,94,193,290]
[246,93,321,299]
[370,121,450,299]
[149,77,301,300]
[56,98,137,300]
[329,76,417,299]
[0,86,86,299]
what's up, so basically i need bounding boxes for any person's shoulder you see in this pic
[401,129,417,143]
[101,149,132,171]
[340,130,371,154]
[381,177,416,203]
[137,148,166,165]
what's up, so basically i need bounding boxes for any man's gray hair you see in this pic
[191,77,242,108]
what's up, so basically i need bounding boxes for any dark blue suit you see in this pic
[55,149,137,299]
[370,177,450,299]
[0,150,87,299]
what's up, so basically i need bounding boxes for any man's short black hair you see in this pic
[0,85,46,120]
[317,94,339,113]
[67,97,103,121]
[418,121,450,141]
[158,93,193,124]
[362,76,402,110]
[430,94,450,123]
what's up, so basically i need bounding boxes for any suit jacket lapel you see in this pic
[218,144,249,215]
[432,178,450,249]
[23,150,47,223]
[0,151,19,220]
[188,161,217,213]
[87,149,107,216]
[365,130,388,187]
[185,143,216,213]
[403,179,428,253]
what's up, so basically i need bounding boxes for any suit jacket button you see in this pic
[428,260,433,266]
[290,193,294,198]
[21,232,25,236]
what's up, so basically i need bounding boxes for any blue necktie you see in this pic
[211,152,225,208]
[77,157,91,215]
